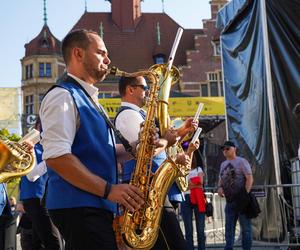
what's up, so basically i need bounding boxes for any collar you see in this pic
[121,102,143,112]
[67,73,99,102]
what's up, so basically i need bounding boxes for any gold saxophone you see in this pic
[150,64,190,191]
[0,137,36,183]
[109,66,183,249]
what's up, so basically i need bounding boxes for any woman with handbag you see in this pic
[181,141,206,250]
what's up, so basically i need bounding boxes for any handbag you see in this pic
[244,191,261,219]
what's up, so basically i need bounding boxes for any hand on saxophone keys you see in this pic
[107,183,144,212]
[139,122,161,147]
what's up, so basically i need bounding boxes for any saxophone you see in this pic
[0,136,36,183]
[150,64,190,191]
[109,66,183,249]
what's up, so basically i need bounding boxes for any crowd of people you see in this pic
[0,28,274,250]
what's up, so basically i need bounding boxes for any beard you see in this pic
[83,60,107,83]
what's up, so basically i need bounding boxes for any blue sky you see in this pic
[0,0,211,87]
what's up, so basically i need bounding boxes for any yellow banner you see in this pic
[99,97,225,118]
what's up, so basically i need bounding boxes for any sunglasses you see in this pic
[131,85,149,91]
[222,147,231,151]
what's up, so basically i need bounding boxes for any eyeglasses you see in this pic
[131,85,149,91]
[222,147,231,151]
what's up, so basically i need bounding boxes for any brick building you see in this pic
[21,10,64,132]
[20,0,227,133]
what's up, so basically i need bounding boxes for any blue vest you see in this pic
[20,143,48,200]
[115,106,183,202]
[45,81,117,213]
[0,184,9,215]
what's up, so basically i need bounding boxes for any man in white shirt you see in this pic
[115,75,197,249]
[39,29,148,250]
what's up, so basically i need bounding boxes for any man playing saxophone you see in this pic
[115,76,198,249]
[39,29,160,250]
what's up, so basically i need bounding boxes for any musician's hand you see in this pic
[23,141,34,152]
[175,153,191,166]
[162,128,178,147]
[177,118,198,138]
[139,123,160,147]
[187,139,200,154]
[108,184,144,212]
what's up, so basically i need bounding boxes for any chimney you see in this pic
[111,0,142,31]
[209,0,227,19]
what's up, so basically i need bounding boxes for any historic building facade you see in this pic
[20,0,227,133]
[21,22,64,132]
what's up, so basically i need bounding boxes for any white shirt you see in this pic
[298,144,300,160]
[185,167,203,194]
[115,102,145,143]
[26,161,47,182]
[40,73,101,160]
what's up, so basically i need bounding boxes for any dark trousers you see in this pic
[152,198,187,250]
[0,216,6,250]
[49,207,118,250]
[23,198,63,250]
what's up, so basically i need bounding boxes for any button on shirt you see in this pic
[40,73,104,160]
[115,102,146,143]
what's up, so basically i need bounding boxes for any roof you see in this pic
[24,25,61,57]
[71,12,203,71]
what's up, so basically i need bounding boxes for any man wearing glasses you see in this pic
[217,141,253,250]
[115,76,198,249]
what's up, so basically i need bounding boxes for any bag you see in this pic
[244,192,261,219]
[205,201,213,217]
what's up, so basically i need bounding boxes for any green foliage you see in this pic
[0,128,21,142]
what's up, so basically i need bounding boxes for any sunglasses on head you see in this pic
[131,85,149,91]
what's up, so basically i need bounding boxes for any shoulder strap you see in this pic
[51,74,134,156]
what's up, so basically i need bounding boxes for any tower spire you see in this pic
[99,22,104,39]
[85,0,87,12]
[43,0,48,25]
[162,0,165,13]
[156,22,161,46]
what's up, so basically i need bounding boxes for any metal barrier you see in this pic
[178,183,300,249]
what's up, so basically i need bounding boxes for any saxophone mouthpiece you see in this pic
[108,66,118,76]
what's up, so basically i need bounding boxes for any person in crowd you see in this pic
[0,183,11,249]
[217,141,253,250]
[115,75,198,249]
[39,29,156,250]
[181,144,206,250]
[20,120,62,250]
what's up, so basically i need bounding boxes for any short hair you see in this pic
[293,103,300,121]
[118,76,143,97]
[61,29,98,65]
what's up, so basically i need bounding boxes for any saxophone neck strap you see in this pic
[56,74,134,157]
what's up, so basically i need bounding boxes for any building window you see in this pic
[207,71,224,97]
[154,54,165,64]
[39,63,52,77]
[25,64,33,79]
[201,83,208,97]
[25,95,34,114]
[212,41,221,56]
